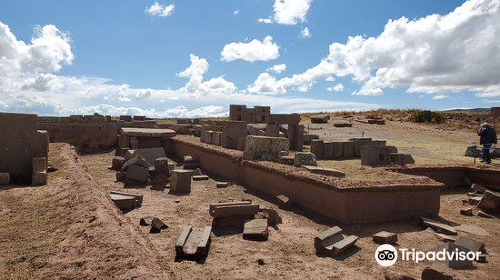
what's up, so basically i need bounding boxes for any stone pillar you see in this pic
[287,124,304,151]
[265,123,280,137]
[171,170,192,194]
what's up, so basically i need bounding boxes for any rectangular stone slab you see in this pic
[243,219,269,241]
[121,127,176,138]
[331,235,359,255]
[421,217,457,235]
[126,165,149,183]
[209,204,259,218]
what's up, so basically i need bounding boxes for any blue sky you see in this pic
[0,0,499,117]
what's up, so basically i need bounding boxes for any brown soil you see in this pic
[2,142,498,279]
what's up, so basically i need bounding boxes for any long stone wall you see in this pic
[168,136,442,224]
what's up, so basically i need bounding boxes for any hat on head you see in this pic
[480,122,490,127]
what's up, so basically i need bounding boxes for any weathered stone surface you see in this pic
[0,172,9,186]
[421,217,457,235]
[183,155,201,169]
[468,196,482,205]
[342,141,355,158]
[110,191,143,211]
[112,156,126,171]
[454,236,485,253]
[267,113,301,125]
[243,219,269,241]
[175,225,212,260]
[301,166,345,177]
[287,124,304,151]
[121,155,149,171]
[243,135,289,162]
[373,231,398,244]
[216,182,229,188]
[150,217,169,233]
[314,226,359,256]
[391,153,415,165]
[277,194,292,207]
[126,165,149,183]
[32,157,47,172]
[460,207,473,216]
[134,147,166,166]
[192,175,209,181]
[293,152,317,167]
[477,190,500,214]
[333,122,353,127]
[170,170,192,194]
[279,155,294,165]
[221,121,248,150]
[121,127,176,138]
[264,123,280,137]
[139,216,155,226]
[361,145,398,166]
[310,139,324,159]
[310,114,330,124]
[478,210,496,218]
[31,171,47,186]
[349,138,373,157]
[443,243,472,269]
[154,157,170,176]
[258,206,282,225]
[303,133,319,145]
[209,201,259,218]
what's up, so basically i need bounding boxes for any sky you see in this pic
[0,0,499,117]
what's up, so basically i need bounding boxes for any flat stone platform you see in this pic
[121,127,176,138]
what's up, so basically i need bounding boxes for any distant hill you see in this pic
[443,108,491,114]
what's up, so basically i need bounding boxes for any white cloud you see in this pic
[327,83,344,92]
[247,73,286,94]
[300,27,311,38]
[234,10,240,16]
[0,20,379,117]
[221,36,279,62]
[325,76,335,82]
[267,64,287,74]
[257,18,273,24]
[432,94,449,100]
[267,0,500,97]
[145,2,174,17]
[273,0,313,25]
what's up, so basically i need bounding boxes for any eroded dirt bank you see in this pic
[0,143,174,279]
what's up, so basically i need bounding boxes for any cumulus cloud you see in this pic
[327,83,344,92]
[300,27,311,38]
[221,36,279,62]
[268,0,500,97]
[0,20,379,117]
[234,10,240,16]
[145,2,174,17]
[273,0,313,25]
[267,64,287,74]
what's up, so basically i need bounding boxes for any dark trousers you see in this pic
[482,144,492,163]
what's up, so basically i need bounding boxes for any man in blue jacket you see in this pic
[477,122,497,164]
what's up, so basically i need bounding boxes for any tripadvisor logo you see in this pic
[375,244,481,267]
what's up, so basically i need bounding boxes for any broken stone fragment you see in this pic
[276,194,292,207]
[477,210,496,219]
[314,226,359,256]
[293,152,317,167]
[192,168,202,176]
[175,225,212,261]
[243,219,269,241]
[150,217,168,233]
[121,155,149,171]
[125,165,149,183]
[460,207,473,216]
[140,216,155,226]
[477,190,500,214]
[216,182,229,188]
[258,206,282,225]
[278,155,294,165]
[468,196,482,205]
[421,266,460,280]
[373,231,398,244]
[209,201,259,218]
[421,217,457,235]
[154,157,170,176]
[192,175,209,181]
[111,156,126,171]
[454,236,485,253]
[170,170,192,194]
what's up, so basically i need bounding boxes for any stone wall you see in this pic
[38,123,117,152]
[493,107,500,132]
[0,113,48,184]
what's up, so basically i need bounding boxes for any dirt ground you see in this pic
[0,117,499,280]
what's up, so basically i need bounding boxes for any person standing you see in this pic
[477,122,497,164]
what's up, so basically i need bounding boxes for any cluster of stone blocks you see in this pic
[177,118,201,125]
[39,113,111,124]
[200,125,222,146]
[230,105,271,123]
[243,135,289,162]
[361,145,415,166]
[314,226,359,256]
[311,138,386,159]
[117,127,175,156]
[0,113,49,185]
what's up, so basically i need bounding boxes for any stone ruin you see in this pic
[229,105,271,123]
[493,107,500,132]
[0,113,48,185]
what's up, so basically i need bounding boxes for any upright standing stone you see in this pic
[310,140,324,160]
[32,157,47,186]
[287,124,304,151]
[171,170,192,194]
[221,121,248,150]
